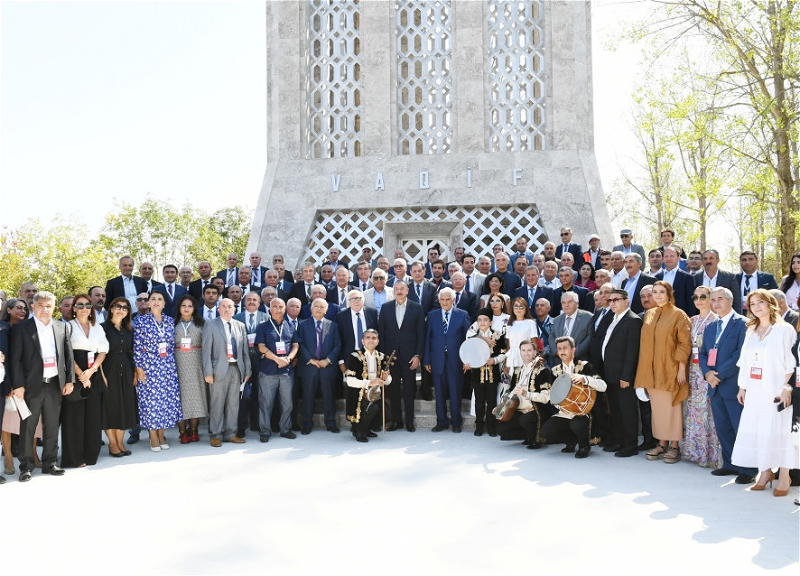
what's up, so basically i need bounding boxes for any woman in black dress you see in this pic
[101,297,139,457]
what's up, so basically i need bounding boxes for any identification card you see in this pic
[227,343,234,359]
[750,366,763,380]
[87,351,95,367]
[158,342,167,357]
[43,356,56,369]
[691,346,699,363]
[180,338,191,352]
[275,340,287,355]
[707,348,717,367]
[247,333,256,348]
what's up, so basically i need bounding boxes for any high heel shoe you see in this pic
[773,485,790,497]
[750,471,775,491]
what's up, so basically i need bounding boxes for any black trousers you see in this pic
[541,415,590,448]
[353,398,383,435]
[19,382,62,472]
[60,384,102,468]
[472,378,498,432]
[389,360,416,426]
[606,381,639,450]
[496,409,547,443]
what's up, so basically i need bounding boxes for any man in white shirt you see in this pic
[540,261,562,290]
[609,251,627,288]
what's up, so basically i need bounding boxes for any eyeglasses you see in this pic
[349,297,363,301]
[691,294,708,301]
[372,277,385,281]
[512,305,526,309]
[12,304,27,310]
[607,298,624,303]
[136,298,148,302]
[112,304,130,311]
[74,303,92,310]
[560,232,570,237]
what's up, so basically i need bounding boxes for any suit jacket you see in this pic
[496,270,521,297]
[104,275,148,309]
[588,307,614,370]
[250,265,270,287]
[699,312,747,399]
[378,299,426,363]
[582,249,604,270]
[408,280,438,315]
[423,307,470,374]
[424,262,451,280]
[453,290,479,321]
[694,269,742,315]
[363,287,394,313]
[336,307,378,362]
[547,309,593,366]
[276,278,294,293]
[612,243,646,262]
[463,271,486,296]
[621,273,657,314]
[350,279,373,292]
[327,284,355,308]
[300,302,339,321]
[9,317,75,396]
[783,308,800,328]
[201,317,251,382]
[555,243,583,271]
[216,267,240,287]
[734,271,779,312]
[513,284,555,310]
[152,283,188,319]
[600,309,642,384]
[655,268,697,316]
[549,285,591,317]
[296,317,342,377]
[290,280,324,306]
[233,309,269,354]
[188,278,215,300]
[225,283,262,300]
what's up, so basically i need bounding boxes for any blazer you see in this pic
[547,309,593,366]
[464,271,486,296]
[588,307,614,371]
[188,278,214,300]
[201,317,251,383]
[350,279,373,292]
[216,267,240,287]
[621,273,657,314]
[296,317,342,376]
[612,243,646,262]
[424,262,451,280]
[549,285,591,317]
[734,271,779,312]
[655,268,697,316]
[290,280,324,306]
[555,243,583,271]
[423,307,470,374]
[300,302,339,321]
[250,265,270,287]
[336,307,378,362]
[9,317,75,396]
[693,269,742,315]
[377,299,426,363]
[104,275,148,310]
[408,280,438,315]
[453,290,479,321]
[600,309,642,384]
[327,284,355,308]
[699,312,747,399]
[496,271,522,297]
[233,309,268,339]
[513,284,554,310]
[363,287,394,313]
[782,308,799,329]
[152,283,188,319]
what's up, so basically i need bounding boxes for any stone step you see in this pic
[309,398,478,429]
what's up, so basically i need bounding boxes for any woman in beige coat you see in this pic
[635,281,692,464]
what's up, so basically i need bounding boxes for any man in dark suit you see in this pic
[327,267,355,309]
[695,249,742,313]
[550,267,590,316]
[424,288,470,432]
[599,289,642,458]
[234,266,263,299]
[700,287,756,484]
[139,261,162,293]
[657,228,687,258]
[513,265,554,311]
[736,250,778,314]
[216,253,240,288]
[547,292,593,367]
[152,264,188,319]
[655,246,696,316]
[272,261,294,291]
[322,247,349,273]
[300,285,339,320]
[555,227,583,272]
[296,298,342,434]
[290,262,321,307]
[407,261,437,315]
[336,290,377,400]
[9,291,75,481]
[189,261,215,300]
[378,281,425,431]
[492,252,521,297]
[0,318,8,483]
[104,256,148,309]
[248,252,270,287]
[588,285,614,444]
[428,259,454,294]
[773,289,800,326]
[620,254,657,314]
[450,272,479,321]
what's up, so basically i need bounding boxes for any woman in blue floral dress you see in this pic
[134,291,182,452]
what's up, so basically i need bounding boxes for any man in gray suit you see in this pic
[612,227,646,262]
[772,289,799,326]
[547,292,593,367]
[202,298,251,447]
[695,249,742,314]
[461,253,486,296]
[234,292,268,437]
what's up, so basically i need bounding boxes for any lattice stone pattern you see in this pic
[299,205,548,266]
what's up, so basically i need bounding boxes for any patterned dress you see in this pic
[681,312,723,468]
[173,320,208,419]
[134,313,182,430]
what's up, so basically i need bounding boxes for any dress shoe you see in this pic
[127,435,140,445]
[301,428,312,435]
[210,438,222,448]
[328,426,341,434]
[406,423,416,432]
[160,443,170,450]
[260,434,270,443]
[432,424,448,432]
[751,471,775,491]
[236,428,246,438]
[42,466,65,476]
[452,426,462,433]
[711,468,737,476]
[561,444,575,453]
[474,427,484,437]
[280,431,297,440]
[735,474,756,485]
[637,440,657,451]
[603,444,621,453]
[19,470,32,482]
[487,431,497,438]
[179,431,190,444]
[121,450,132,456]
[370,424,381,432]
[527,442,542,450]
[575,446,591,459]
[614,448,638,457]
[0,475,5,484]
[109,450,125,458]
[387,423,402,431]
[355,432,368,443]
[225,436,246,444]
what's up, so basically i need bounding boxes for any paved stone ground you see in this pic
[0,428,797,575]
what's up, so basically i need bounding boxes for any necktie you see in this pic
[340,288,346,306]
[465,275,471,292]
[315,321,323,358]
[362,282,367,291]
[253,269,259,284]
[744,274,752,297]
[455,292,461,305]
[228,270,234,286]
[167,284,173,299]
[565,316,572,335]
[416,284,421,300]
[290,319,297,331]
[228,322,237,359]
[248,313,255,331]
[563,243,569,253]
[443,311,450,334]
[202,280,208,292]
[356,312,364,346]
[207,309,213,320]
[306,284,312,300]
[528,288,534,307]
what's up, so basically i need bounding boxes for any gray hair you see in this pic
[439,287,456,300]
[770,289,787,303]
[560,291,579,304]
[34,291,56,304]
[710,287,733,301]
[624,253,643,265]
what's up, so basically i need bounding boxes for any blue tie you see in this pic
[356,312,364,347]
[443,311,449,334]
[228,322,237,359]
[528,288,534,307]
[465,275,471,292]
[416,284,421,300]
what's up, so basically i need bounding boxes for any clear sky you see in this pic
[0,1,654,239]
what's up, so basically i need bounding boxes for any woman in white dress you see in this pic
[732,289,797,496]
[504,297,541,379]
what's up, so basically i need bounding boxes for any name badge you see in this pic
[43,356,56,369]
[275,341,287,355]
[180,338,191,352]
[691,346,699,364]
[750,366,762,380]
[247,333,256,348]
[87,351,95,367]
[707,349,717,367]
[158,342,167,357]
[227,343,234,359]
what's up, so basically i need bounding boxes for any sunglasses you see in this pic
[692,294,708,301]
[136,298,148,302]
[74,303,92,310]
[607,297,624,303]
[112,304,130,311]
[560,233,570,237]
[620,234,630,238]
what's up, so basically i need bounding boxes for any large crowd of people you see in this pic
[0,227,797,499]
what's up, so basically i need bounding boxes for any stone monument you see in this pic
[247,0,612,270]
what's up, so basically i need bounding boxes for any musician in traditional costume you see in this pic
[345,329,392,443]
[495,340,553,448]
[531,336,607,458]
[463,308,506,437]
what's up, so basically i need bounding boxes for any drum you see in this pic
[549,373,596,416]
[459,338,491,367]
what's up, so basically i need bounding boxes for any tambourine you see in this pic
[459,338,491,367]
